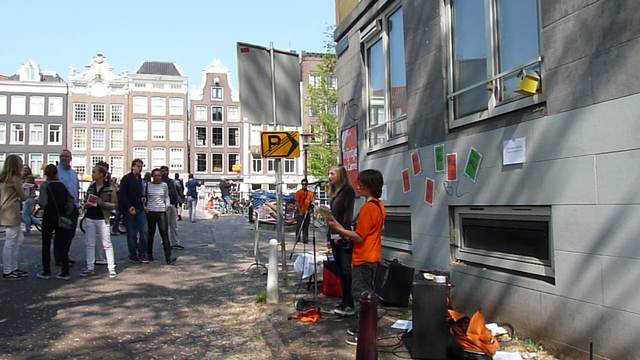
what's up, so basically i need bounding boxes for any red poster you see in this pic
[411,150,422,175]
[447,153,458,181]
[341,126,359,194]
[402,168,411,193]
[425,178,435,206]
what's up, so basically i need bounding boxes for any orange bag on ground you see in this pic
[448,309,500,357]
[294,307,321,323]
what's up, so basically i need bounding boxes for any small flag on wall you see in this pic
[434,144,445,173]
[425,177,435,206]
[402,168,411,193]
[446,153,458,182]
[411,150,422,175]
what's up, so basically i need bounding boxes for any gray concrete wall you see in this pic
[335,0,640,358]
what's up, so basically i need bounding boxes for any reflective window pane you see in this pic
[367,39,385,128]
[388,8,407,133]
[452,0,489,117]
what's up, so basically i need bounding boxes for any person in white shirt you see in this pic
[144,169,176,265]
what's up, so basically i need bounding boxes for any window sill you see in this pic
[367,135,408,154]
[449,94,545,129]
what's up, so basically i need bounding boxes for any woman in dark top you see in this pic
[327,165,356,316]
[37,164,74,280]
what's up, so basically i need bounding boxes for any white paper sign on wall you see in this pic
[503,137,526,165]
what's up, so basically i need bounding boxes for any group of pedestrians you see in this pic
[0,149,199,281]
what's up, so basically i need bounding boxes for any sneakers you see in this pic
[56,273,71,280]
[334,306,355,317]
[171,244,184,250]
[36,272,51,279]
[2,271,24,280]
[108,270,117,279]
[94,260,108,265]
[166,257,177,265]
[80,268,95,277]
[345,336,358,346]
[129,257,142,264]
[14,269,28,277]
[346,328,358,336]
[140,258,150,264]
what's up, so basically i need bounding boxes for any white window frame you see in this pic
[110,155,124,177]
[10,95,26,115]
[91,128,106,150]
[110,103,124,123]
[211,106,224,122]
[151,147,166,168]
[169,98,184,116]
[48,97,63,116]
[133,147,148,170]
[110,128,124,151]
[48,153,60,166]
[29,153,44,175]
[10,123,25,144]
[0,95,6,114]
[195,105,207,121]
[195,127,207,147]
[251,155,262,174]
[91,155,106,168]
[72,155,87,175]
[72,128,87,150]
[169,148,184,170]
[151,97,166,116]
[212,127,224,147]
[444,0,544,129]
[195,153,207,173]
[28,123,44,145]
[284,158,295,174]
[151,119,166,141]
[133,96,147,114]
[47,124,62,145]
[250,125,262,146]
[29,96,45,116]
[211,153,224,173]
[228,127,240,148]
[227,154,239,174]
[92,103,106,123]
[0,123,5,144]
[362,5,408,151]
[133,119,148,141]
[169,120,184,142]
[73,103,87,123]
[211,86,224,101]
[267,159,275,174]
[227,106,240,122]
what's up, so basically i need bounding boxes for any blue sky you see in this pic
[0,0,335,92]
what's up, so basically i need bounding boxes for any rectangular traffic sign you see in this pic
[261,131,301,158]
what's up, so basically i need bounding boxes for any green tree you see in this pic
[307,27,338,179]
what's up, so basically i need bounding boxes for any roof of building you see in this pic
[0,74,7,80]
[136,61,182,76]
[6,73,64,82]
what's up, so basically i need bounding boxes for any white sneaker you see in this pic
[94,260,108,265]
[334,306,355,316]
[108,270,117,279]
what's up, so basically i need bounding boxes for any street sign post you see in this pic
[261,131,301,158]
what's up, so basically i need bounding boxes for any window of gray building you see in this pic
[29,96,45,116]
[29,123,44,145]
[0,123,6,144]
[211,106,223,122]
[10,123,25,144]
[212,127,223,147]
[447,0,542,127]
[195,127,207,147]
[48,124,62,146]
[363,5,407,150]
[48,97,63,116]
[0,95,6,114]
[212,153,223,173]
[228,128,239,147]
[0,154,5,168]
[196,153,207,173]
[11,96,26,115]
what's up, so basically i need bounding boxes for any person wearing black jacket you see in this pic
[119,159,149,263]
[160,166,182,249]
[326,165,356,316]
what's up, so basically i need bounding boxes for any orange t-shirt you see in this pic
[295,189,315,215]
[353,199,385,266]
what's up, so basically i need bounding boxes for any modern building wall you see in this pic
[67,54,128,179]
[0,60,67,174]
[128,61,188,176]
[334,0,640,358]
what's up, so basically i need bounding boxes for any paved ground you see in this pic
[0,209,556,359]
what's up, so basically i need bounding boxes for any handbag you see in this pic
[47,184,74,230]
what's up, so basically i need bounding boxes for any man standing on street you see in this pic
[174,173,185,221]
[295,179,315,244]
[185,174,201,223]
[160,166,183,250]
[56,149,80,265]
[119,159,148,263]
[219,178,233,214]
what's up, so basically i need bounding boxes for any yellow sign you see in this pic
[261,131,301,158]
[232,163,242,173]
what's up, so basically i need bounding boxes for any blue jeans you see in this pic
[223,195,232,213]
[124,209,148,260]
[22,198,41,232]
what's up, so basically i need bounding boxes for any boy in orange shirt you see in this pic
[327,169,385,343]
[295,179,315,244]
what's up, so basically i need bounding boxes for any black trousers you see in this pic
[147,211,172,261]
[42,221,72,275]
[331,243,354,308]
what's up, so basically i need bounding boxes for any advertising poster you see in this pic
[463,147,483,183]
[402,168,411,193]
[411,150,422,175]
[341,126,359,193]
[425,178,435,206]
[446,153,458,182]
[434,144,445,172]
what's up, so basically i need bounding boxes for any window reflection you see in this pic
[388,8,407,136]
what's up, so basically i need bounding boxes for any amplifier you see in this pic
[410,279,450,359]
[374,259,414,307]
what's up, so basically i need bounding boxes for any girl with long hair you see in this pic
[326,165,356,316]
[0,155,28,279]
[21,165,41,234]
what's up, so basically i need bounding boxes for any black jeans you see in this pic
[42,221,72,275]
[351,263,378,331]
[331,243,354,308]
[295,212,310,243]
[147,211,172,261]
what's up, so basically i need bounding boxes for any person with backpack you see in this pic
[185,174,201,223]
[145,168,175,265]
[37,164,75,280]
[0,155,29,280]
[326,169,385,345]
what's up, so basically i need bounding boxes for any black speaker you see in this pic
[410,280,450,359]
[374,259,414,307]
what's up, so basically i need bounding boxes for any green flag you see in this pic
[464,147,482,183]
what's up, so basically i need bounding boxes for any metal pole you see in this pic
[270,42,287,281]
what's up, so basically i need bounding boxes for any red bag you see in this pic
[322,261,342,298]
